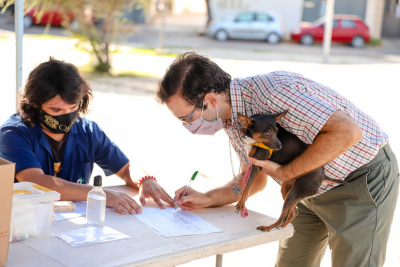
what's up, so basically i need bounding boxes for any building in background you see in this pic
[382,0,400,37]
[171,0,207,14]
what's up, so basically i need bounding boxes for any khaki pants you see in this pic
[276,144,399,267]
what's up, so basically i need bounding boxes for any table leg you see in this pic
[216,254,223,267]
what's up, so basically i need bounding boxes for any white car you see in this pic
[207,12,284,44]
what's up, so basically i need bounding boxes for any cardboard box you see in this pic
[0,158,15,267]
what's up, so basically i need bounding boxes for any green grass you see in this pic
[24,33,175,77]
[113,47,178,57]
[29,34,71,40]
[74,42,178,58]
[115,70,159,78]
[368,38,382,46]
[27,33,178,57]
[77,63,158,79]
[165,45,196,50]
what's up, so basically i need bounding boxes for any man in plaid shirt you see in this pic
[157,52,399,267]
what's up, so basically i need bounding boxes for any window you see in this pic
[313,17,325,25]
[235,13,254,22]
[320,20,339,28]
[341,20,356,28]
[255,13,273,22]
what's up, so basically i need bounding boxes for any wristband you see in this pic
[138,176,157,187]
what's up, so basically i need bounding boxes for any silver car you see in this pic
[207,12,284,44]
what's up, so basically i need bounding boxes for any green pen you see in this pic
[175,171,199,209]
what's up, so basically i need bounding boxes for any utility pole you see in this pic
[15,0,23,112]
[156,1,169,54]
[323,0,335,63]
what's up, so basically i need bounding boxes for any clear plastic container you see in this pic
[10,182,60,241]
[86,175,106,226]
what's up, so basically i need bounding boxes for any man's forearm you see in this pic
[28,174,93,201]
[115,162,140,190]
[206,170,268,207]
[282,110,363,180]
[206,179,239,207]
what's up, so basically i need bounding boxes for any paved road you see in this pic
[2,10,400,61]
[127,24,400,58]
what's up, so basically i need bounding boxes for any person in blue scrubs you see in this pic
[0,57,174,214]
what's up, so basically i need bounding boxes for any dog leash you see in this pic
[229,140,241,198]
[229,139,249,218]
[230,138,274,218]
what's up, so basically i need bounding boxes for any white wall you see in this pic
[210,0,304,35]
[365,0,385,38]
[173,0,207,14]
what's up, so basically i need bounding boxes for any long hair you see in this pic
[19,57,93,126]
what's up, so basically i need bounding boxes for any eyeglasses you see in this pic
[180,97,204,124]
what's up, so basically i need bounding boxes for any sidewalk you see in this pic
[148,12,207,33]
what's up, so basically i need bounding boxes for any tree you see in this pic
[1,0,150,73]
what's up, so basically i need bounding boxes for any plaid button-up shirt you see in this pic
[225,71,388,195]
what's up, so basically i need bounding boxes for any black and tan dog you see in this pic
[235,111,347,232]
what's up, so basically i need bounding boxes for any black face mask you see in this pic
[40,109,79,134]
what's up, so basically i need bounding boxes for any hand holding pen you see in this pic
[174,171,199,209]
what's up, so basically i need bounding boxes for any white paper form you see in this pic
[135,207,222,237]
[55,201,112,222]
[54,226,130,247]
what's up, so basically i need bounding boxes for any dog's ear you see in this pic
[237,113,254,129]
[274,109,289,122]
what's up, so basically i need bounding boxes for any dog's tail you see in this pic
[324,177,348,185]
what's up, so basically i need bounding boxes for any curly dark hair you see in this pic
[157,52,231,109]
[19,57,93,126]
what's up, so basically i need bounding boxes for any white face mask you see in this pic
[183,102,224,135]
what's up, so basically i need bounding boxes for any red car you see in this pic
[22,9,74,28]
[291,15,370,48]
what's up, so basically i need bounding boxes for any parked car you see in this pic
[207,12,284,44]
[21,9,74,28]
[291,15,370,48]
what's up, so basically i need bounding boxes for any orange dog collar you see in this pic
[249,142,273,159]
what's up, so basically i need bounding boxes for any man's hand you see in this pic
[104,189,142,215]
[249,158,291,182]
[139,179,175,209]
[251,110,362,182]
[174,186,212,210]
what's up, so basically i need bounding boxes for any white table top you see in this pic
[7,186,294,267]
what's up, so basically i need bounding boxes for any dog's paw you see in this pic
[257,226,274,232]
[235,200,245,212]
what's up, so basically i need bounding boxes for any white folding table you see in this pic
[7,186,294,267]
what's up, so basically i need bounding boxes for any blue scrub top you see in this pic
[0,114,129,184]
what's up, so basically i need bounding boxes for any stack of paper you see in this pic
[135,207,222,237]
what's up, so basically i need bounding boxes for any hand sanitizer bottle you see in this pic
[86,175,106,226]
